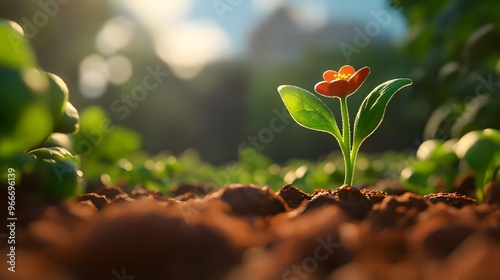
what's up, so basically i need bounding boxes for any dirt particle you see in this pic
[94,186,125,200]
[332,185,373,219]
[217,184,288,217]
[360,188,388,205]
[77,193,110,210]
[484,181,500,205]
[424,192,478,208]
[172,183,215,198]
[276,184,311,209]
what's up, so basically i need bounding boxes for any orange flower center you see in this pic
[334,73,352,81]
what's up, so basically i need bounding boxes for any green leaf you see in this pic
[28,147,83,200]
[0,67,52,158]
[0,19,37,70]
[455,129,500,170]
[278,85,341,140]
[46,72,69,123]
[53,102,79,134]
[353,78,412,147]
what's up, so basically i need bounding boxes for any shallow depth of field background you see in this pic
[0,0,498,166]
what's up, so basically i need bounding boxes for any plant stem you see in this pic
[340,97,352,186]
[475,173,485,203]
[350,141,360,186]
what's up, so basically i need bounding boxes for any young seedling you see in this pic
[278,65,412,186]
[454,129,500,202]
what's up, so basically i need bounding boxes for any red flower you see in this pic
[314,65,370,98]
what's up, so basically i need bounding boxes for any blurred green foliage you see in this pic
[393,0,500,139]
[74,106,141,189]
[0,19,82,201]
[396,0,500,200]
[79,143,409,195]
[402,129,500,201]
[26,147,83,200]
[73,107,409,193]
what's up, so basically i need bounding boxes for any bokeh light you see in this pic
[95,16,135,55]
[106,55,133,85]
[153,21,230,79]
[78,54,108,99]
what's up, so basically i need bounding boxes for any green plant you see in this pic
[454,129,500,201]
[26,147,83,200]
[71,106,147,190]
[0,19,82,200]
[402,128,500,202]
[401,139,458,194]
[278,65,412,186]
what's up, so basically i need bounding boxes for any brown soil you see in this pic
[1,184,500,280]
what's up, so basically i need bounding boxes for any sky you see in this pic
[80,0,407,97]
[191,0,407,55]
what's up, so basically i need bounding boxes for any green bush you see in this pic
[0,19,82,201]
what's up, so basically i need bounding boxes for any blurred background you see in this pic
[1,0,498,167]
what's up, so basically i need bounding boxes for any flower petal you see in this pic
[338,65,355,75]
[326,80,350,98]
[323,70,337,82]
[314,81,331,96]
[347,66,370,94]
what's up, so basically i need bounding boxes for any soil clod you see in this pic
[77,193,110,210]
[485,181,500,205]
[360,188,388,205]
[424,192,478,208]
[217,184,288,217]
[276,184,311,209]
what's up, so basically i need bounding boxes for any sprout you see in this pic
[278,65,412,186]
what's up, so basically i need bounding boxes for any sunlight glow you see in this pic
[96,16,135,55]
[120,0,192,30]
[118,0,230,79]
[79,54,108,98]
[79,53,133,97]
[79,71,107,99]
[153,21,230,79]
